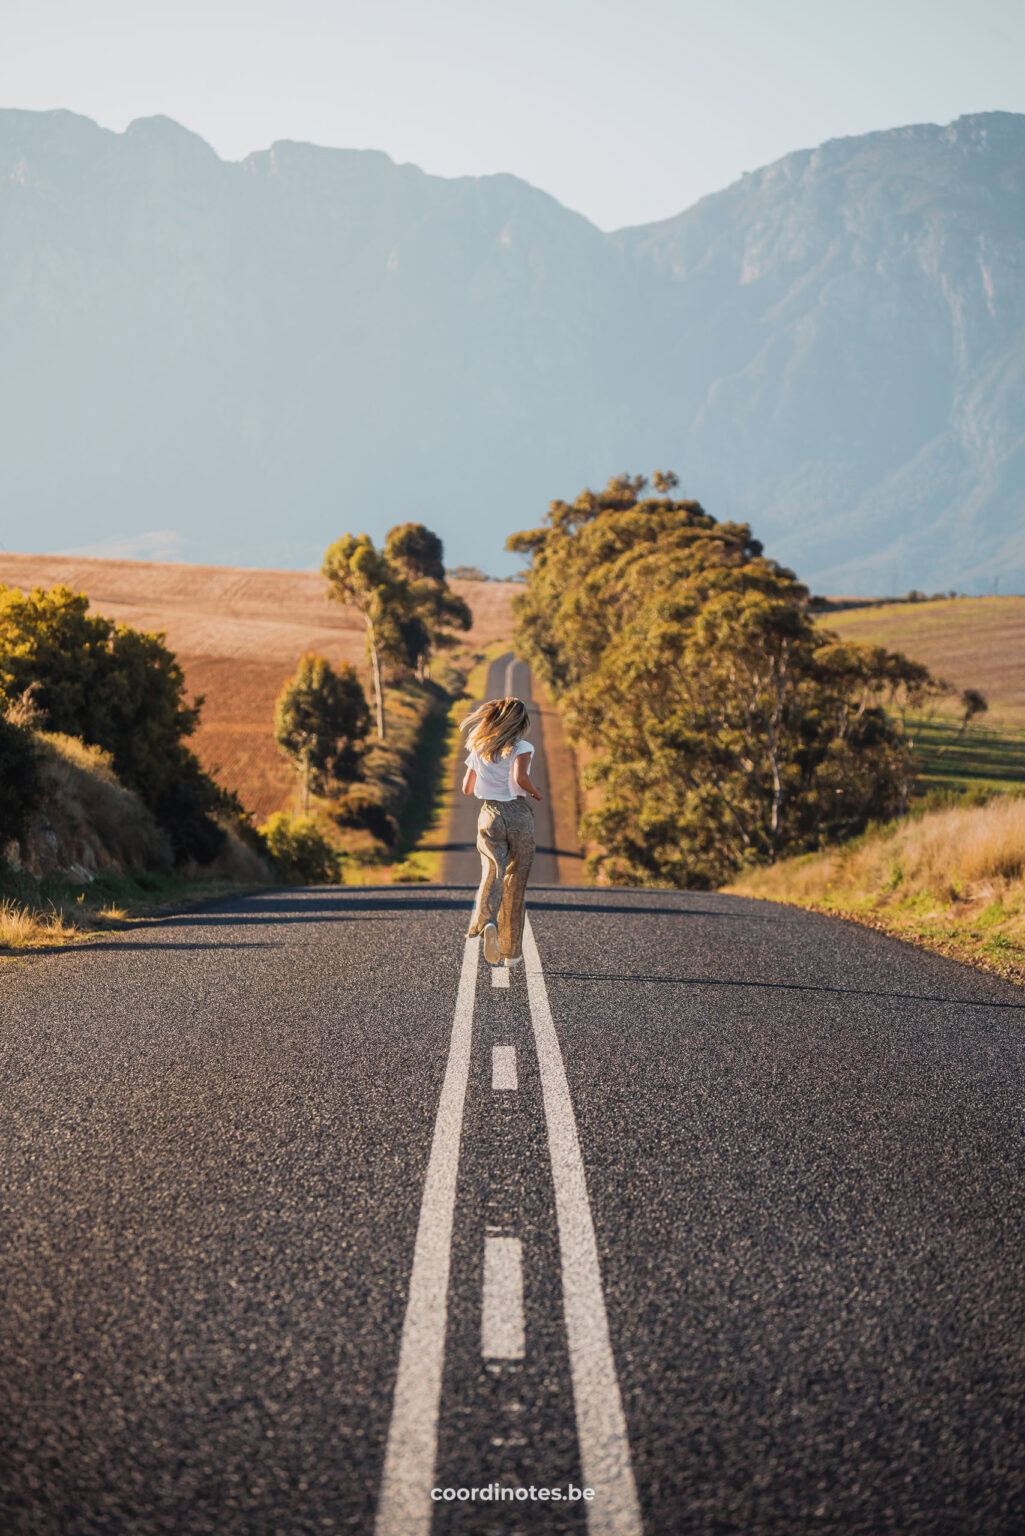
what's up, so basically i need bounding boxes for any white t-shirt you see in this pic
[465,738,535,801]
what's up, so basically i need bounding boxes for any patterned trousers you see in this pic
[466,798,536,960]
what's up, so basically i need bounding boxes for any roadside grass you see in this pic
[1,727,270,956]
[0,868,266,956]
[0,897,81,949]
[725,793,1025,983]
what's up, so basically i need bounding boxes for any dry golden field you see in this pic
[818,595,1025,793]
[0,555,518,819]
[818,595,1025,724]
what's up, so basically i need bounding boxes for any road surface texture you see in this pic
[2,675,1024,1535]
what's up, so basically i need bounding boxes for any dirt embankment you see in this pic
[0,555,518,820]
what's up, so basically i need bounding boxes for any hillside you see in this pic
[2,107,1025,591]
[0,555,517,818]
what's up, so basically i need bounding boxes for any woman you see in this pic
[461,697,543,966]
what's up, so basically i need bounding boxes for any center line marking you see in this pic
[374,934,478,1536]
[482,1235,526,1359]
[522,914,643,1536]
[492,1044,518,1091]
[491,965,510,989]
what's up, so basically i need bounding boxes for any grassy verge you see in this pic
[0,866,266,955]
[724,793,1025,984]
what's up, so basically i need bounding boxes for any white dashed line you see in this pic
[482,1235,526,1359]
[491,965,510,989]
[374,935,479,1536]
[522,914,643,1536]
[492,1044,518,1091]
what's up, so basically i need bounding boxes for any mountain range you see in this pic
[2,107,1023,592]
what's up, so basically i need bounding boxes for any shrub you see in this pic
[275,653,370,804]
[259,812,343,885]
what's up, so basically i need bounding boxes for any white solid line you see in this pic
[522,915,643,1536]
[374,935,479,1536]
[504,657,516,697]
[491,965,510,989]
[482,1235,526,1359]
[492,1044,518,1091]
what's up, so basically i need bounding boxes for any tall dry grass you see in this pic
[732,796,1025,910]
[727,794,1025,981]
[0,898,79,949]
[36,732,174,875]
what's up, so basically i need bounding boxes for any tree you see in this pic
[384,523,445,583]
[322,527,472,715]
[381,522,472,681]
[274,653,370,811]
[321,536,398,740]
[507,473,949,887]
[0,584,225,861]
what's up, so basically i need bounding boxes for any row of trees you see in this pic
[274,522,471,813]
[509,473,952,888]
[321,523,471,740]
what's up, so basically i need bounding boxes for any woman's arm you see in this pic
[462,767,477,796]
[512,754,543,801]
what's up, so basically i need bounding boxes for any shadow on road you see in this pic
[160,897,746,924]
[26,888,1024,1011]
[543,969,1025,1009]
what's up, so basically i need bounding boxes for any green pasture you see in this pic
[909,717,1025,796]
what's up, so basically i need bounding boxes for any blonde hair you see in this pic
[460,697,530,762]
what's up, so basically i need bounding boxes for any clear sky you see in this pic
[4,0,1024,229]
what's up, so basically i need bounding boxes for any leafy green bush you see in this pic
[0,715,40,850]
[275,652,370,803]
[259,813,343,885]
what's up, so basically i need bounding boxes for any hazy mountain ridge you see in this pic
[2,107,1023,590]
[615,112,1025,591]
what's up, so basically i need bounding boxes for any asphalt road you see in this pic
[3,706,1025,1534]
